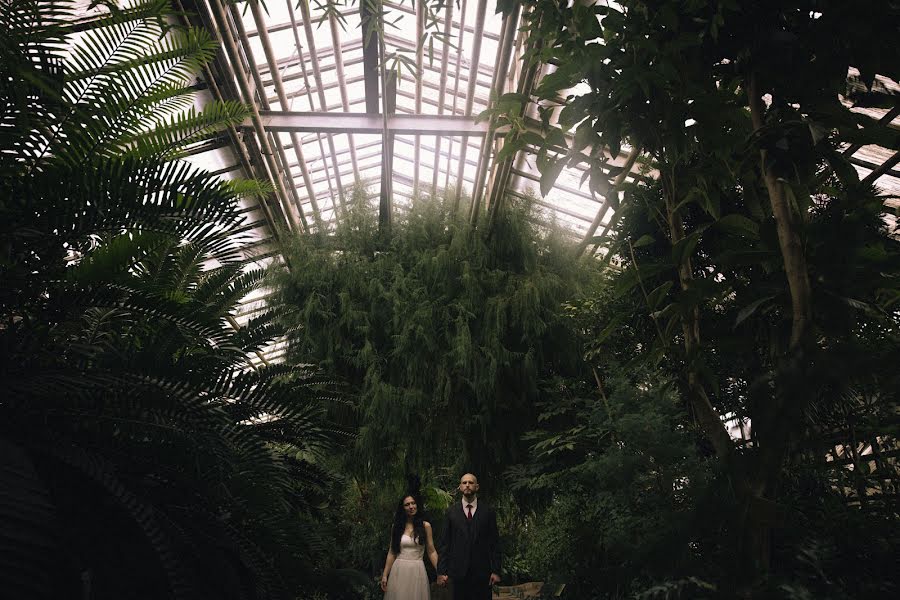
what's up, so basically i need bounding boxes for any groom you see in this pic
[436,473,501,600]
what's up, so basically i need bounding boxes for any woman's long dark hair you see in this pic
[390,476,426,555]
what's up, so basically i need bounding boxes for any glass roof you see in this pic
[175,0,639,245]
[70,1,900,247]
[66,0,900,366]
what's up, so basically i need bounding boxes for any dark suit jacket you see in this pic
[437,500,501,581]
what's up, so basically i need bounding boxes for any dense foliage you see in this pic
[507,284,720,598]
[1,2,340,598]
[491,0,900,597]
[270,186,597,481]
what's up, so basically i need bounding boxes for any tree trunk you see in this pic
[747,74,813,350]
[737,72,817,589]
[663,163,786,591]
[660,171,734,462]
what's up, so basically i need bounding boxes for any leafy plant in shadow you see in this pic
[268,182,597,483]
[1,1,342,598]
[497,0,900,594]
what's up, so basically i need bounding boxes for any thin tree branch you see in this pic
[747,73,812,350]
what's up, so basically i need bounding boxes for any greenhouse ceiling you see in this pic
[75,0,646,248]
[74,0,900,252]
[66,0,900,367]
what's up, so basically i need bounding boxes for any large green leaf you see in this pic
[535,62,582,98]
[671,229,704,265]
[716,214,760,238]
[734,295,776,328]
[539,157,566,197]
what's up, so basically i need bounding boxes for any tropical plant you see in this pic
[512,262,899,599]
[268,183,597,484]
[507,280,721,599]
[1,1,341,598]
[496,0,900,595]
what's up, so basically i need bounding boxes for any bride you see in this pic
[380,491,438,599]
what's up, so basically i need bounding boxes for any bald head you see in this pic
[459,473,479,500]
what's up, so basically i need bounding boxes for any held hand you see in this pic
[489,573,501,586]
[436,575,449,587]
[380,575,388,592]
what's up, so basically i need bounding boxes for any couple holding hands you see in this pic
[380,473,501,600]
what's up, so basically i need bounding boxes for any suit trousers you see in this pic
[451,572,492,600]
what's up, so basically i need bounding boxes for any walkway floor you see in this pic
[430,581,551,599]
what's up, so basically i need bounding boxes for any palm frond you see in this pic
[223,177,277,198]
[125,101,250,159]
[20,157,243,241]
[53,21,217,164]
[193,263,247,307]
[0,1,68,163]
[2,1,341,594]
[66,230,174,285]
[213,269,271,317]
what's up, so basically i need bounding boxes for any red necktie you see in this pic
[466,504,473,520]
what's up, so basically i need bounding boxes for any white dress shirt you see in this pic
[462,496,478,518]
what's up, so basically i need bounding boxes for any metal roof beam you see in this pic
[175,0,287,239]
[329,11,361,180]
[283,0,343,225]
[485,6,539,232]
[243,2,501,44]
[382,1,500,42]
[862,150,900,185]
[469,2,520,224]
[413,0,426,194]
[222,0,311,233]
[454,0,488,210]
[444,0,469,192]
[506,188,598,225]
[258,41,364,82]
[297,0,348,216]
[576,145,643,257]
[843,105,900,158]
[360,0,382,115]
[431,0,455,195]
[246,112,500,136]
[249,0,324,232]
[202,0,303,234]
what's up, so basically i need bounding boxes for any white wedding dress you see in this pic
[385,533,430,600]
